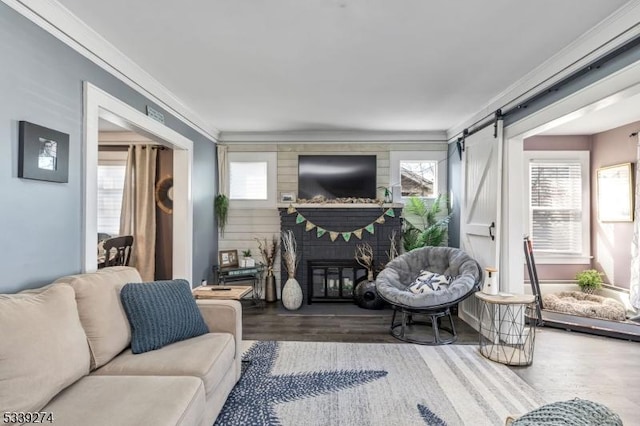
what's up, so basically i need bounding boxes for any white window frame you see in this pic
[228,151,277,209]
[523,150,591,264]
[390,151,447,200]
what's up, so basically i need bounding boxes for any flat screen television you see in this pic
[298,155,377,200]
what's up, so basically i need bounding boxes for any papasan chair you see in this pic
[376,246,482,345]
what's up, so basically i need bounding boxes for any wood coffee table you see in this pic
[193,285,253,300]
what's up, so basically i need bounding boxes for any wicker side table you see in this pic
[475,292,536,366]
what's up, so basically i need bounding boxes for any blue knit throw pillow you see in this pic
[120,279,209,354]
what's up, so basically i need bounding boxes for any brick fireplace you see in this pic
[279,204,403,304]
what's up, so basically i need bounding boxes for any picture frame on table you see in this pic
[219,249,239,268]
[18,121,69,183]
[280,192,296,203]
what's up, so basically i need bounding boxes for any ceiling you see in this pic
[58,0,630,134]
[538,91,640,136]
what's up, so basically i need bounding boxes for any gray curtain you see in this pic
[120,145,157,281]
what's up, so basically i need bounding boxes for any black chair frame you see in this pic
[379,263,482,345]
[102,235,134,267]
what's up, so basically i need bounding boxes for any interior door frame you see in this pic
[83,82,193,283]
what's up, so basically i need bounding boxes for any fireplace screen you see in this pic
[308,261,367,303]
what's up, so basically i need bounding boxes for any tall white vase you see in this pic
[282,277,303,310]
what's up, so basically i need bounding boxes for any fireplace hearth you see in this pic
[279,204,402,304]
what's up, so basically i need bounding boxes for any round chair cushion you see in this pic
[375,247,482,309]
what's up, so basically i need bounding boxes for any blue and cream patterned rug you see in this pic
[215,341,545,426]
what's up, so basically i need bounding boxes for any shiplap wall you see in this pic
[218,142,447,293]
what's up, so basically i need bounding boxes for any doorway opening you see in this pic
[83,82,193,284]
[501,61,640,337]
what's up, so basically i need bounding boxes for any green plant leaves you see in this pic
[215,194,229,234]
[401,194,452,251]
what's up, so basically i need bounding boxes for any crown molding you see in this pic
[220,130,447,143]
[446,0,640,140]
[4,0,220,142]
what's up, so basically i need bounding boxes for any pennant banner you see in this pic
[287,206,392,242]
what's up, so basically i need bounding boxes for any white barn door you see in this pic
[459,121,503,329]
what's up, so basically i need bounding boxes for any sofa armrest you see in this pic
[196,300,242,380]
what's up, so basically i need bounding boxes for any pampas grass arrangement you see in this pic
[281,230,302,310]
[256,235,279,273]
[281,230,298,279]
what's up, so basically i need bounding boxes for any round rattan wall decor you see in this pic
[155,175,173,214]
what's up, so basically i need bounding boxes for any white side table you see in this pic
[475,292,537,366]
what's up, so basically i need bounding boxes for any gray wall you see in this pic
[447,142,461,248]
[0,3,217,292]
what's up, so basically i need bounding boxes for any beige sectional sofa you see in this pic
[0,267,242,426]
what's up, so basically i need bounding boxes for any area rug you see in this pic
[214,341,546,426]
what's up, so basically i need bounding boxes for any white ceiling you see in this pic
[58,0,630,134]
[537,91,640,136]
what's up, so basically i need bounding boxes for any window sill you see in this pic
[528,255,592,265]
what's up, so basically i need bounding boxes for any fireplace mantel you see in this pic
[277,203,403,209]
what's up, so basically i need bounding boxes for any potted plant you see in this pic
[240,249,255,268]
[256,236,279,302]
[402,194,452,251]
[377,186,392,203]
[575,269,603,294]
[353,243,385,309]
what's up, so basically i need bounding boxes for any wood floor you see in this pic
[243,302,478,343]
[243,302,640,424]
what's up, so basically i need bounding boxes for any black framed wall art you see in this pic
[18,121,69,183]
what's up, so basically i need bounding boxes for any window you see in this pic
[230,161,268,200]
[390,151,447,199]
[400,160,437,197]
[524,151,590,263]
[228,152,277,208]
[97,150,128,236]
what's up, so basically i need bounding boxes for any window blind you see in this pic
[530,162,582,253]
[97,164,126,236]
[229,161,268,200]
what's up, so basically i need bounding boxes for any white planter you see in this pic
[282,278,303,310]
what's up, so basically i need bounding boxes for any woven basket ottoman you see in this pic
[506,398,622,426]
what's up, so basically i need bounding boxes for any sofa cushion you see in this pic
[44,375,205,426]
[0,284,90,414]
[120,279,209,354]
[94,333,235,399]
[54,266,142,369]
